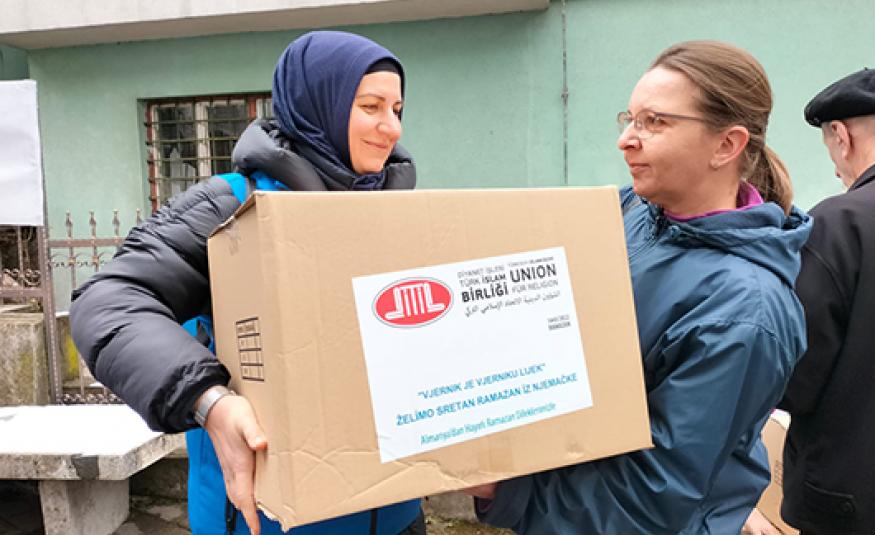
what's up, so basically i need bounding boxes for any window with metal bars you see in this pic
[144,93,273,212]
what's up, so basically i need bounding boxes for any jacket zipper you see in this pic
[370,508,378,535]
[225,497,237,535]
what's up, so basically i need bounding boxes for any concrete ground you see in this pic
[114,495,190,535]
[0,476,511,535]
[113,498,510,535]
[426,516,512,535]
[113,497,510,535]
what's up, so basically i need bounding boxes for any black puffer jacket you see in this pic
[70,120,415,432]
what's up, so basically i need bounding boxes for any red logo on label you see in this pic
[374,278,453,327]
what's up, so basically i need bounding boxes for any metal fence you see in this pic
[0,226,40,302]
[0,224,63,402]
[0,209,141,404]
[50,209,142,404]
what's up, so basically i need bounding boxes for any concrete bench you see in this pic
[0,404,184,535]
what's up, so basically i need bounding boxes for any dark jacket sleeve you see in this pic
[70,177,241,432]
[779,204,854,416]
[479,321,789,534]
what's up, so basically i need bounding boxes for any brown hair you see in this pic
[651,41,793,214]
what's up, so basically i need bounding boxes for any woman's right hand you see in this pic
[203,394,268,535]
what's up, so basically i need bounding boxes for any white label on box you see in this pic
[352,246,592,462]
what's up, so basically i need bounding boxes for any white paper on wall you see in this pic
[0,80,44,226]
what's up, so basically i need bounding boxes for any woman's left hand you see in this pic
[462,482,497,500]
[742,509,779,535]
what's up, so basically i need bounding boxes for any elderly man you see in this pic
[778,68,875,535]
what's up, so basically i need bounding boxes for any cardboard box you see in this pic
[208,187,652,530]
[756,410,799,534]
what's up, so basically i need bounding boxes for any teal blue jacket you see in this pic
[479,187,812,534]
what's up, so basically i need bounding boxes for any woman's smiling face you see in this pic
[348,71,404,175]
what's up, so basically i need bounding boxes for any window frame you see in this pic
[143,92,272,213]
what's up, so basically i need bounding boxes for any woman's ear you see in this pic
[710,125,750,170]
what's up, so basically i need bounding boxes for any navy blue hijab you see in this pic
[272,31,405,189]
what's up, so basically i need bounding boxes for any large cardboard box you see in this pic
[757,410,799,534]
[208,187,652,530]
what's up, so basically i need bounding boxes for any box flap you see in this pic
[209,190,259,238]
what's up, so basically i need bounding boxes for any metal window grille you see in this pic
[144,93,272,212]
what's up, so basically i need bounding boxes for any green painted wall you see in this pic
[566,0,873,209]
[28,9,563,307]
[28,8,564,241]
[0,44,28,79]
[24,0,875,306]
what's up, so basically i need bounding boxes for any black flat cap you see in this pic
[805,68,875,127]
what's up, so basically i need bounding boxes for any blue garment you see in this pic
[184,172,420,535]
[186,429,420,535]
[272,30,404,179]
[479,187,812,534]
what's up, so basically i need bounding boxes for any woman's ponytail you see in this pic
[748,145,793,215]
[652,41,794,215]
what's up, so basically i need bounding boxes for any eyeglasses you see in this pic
[617,110,710,139]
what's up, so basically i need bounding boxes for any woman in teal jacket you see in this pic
[470,41,812,534]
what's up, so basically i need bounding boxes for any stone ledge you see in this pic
[0,405,183,480]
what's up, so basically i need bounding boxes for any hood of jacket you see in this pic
[633,190,812,288]
[231,118,416,191]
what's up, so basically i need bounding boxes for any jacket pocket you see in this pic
[803,480,857,520]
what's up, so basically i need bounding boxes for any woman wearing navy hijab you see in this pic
[70,31,423,535]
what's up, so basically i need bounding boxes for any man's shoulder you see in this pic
[803,178,875,271]
[810,181,875,225]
